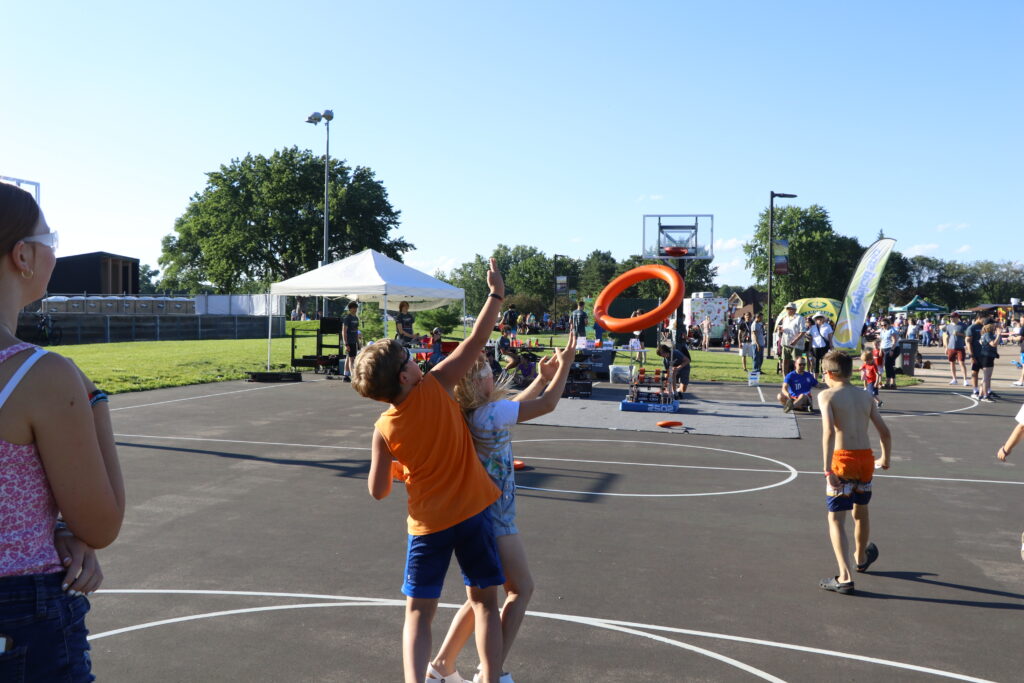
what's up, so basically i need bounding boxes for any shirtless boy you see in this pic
[817,350,892,595]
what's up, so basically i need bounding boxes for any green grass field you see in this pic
[54,324,918,395]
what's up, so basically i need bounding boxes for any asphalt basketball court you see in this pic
[87,349,1023,681]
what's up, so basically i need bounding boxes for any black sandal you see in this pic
[820,576,855,594]
[856,542,879,573]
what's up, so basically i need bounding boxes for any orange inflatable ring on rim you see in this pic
[593,264,685,333]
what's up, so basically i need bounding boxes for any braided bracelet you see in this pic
[89,390,109,406]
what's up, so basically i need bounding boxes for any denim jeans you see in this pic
[0,573,93,682]
[753,347,764,372]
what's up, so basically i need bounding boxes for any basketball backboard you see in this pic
[0,176,40,204]
[642,214,713,261]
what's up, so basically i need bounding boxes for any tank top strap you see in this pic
[0,346,48,412]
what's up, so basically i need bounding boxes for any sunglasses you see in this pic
[22,231,59,251]
[396,346,411,384]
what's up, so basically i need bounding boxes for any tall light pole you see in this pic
[767,191,797,357]
[306,110,333,316]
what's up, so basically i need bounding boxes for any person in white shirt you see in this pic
[776,302,805,375]
[809,313,834,377]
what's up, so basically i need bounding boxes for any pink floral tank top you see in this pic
[0,342,61,576]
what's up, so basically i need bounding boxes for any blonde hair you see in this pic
[860,350,873,363]
[982,323,995,336]
[454,355,513,412]
[351,339,408,402]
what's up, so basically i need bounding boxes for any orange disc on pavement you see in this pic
[513,459,526,470]
[656,420,683,428]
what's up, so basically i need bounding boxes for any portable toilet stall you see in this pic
[42,296,68,313]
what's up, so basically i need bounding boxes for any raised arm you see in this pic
[433,258,505,390]
[515,355,556,402]
[368,428,394,500]
[516,333,576,422]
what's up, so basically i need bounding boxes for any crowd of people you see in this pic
[4,172,1021,682]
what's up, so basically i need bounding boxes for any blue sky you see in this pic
[3,1,1020,288]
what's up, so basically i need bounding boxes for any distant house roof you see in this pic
[56,251,139,263]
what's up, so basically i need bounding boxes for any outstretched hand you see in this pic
[875,457,890,470]
[556,333,577,365]
[487,258,504,297]
[538,355,557,382]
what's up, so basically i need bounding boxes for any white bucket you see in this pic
[609,365,632,384]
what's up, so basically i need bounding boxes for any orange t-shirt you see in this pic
[375,374,500,536]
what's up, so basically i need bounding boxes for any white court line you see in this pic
[756,386,766,403]
[511,438,798,497]
[110,380,322,412]
[90,589,995,682]
[114,434,367,451]
[878,391,978,419]
[111,434,1024,487]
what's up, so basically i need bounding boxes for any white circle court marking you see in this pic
[510,439,798,497]
[112,434,1024,488]
[89,589,995,682]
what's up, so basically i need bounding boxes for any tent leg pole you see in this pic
[383,295,388,339]
[266,292,272,371]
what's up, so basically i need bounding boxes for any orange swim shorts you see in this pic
[830,449,874,483]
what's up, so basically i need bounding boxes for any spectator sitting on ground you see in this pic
[778,356,818,413]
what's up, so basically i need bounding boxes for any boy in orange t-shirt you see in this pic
[817,350,892,595]
[353,258,508,683]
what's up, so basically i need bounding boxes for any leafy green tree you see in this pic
[973,261,1024,305]
[743,204,861,320]
[504,293,548,323]
[876,248,911,312]
[139,264,160,294]
[416,304,463,335]
[445,256,490,314]
[506,255,554,306]
[160,146,410,293]
[577,250,618,297]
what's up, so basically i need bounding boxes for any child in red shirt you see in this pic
[860,350,883,407]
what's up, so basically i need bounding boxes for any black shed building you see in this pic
[48,252,140,295]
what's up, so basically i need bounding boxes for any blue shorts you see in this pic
[489,484,518,537]
[0,573,93,682]
[826,478,873,512]
[402,509,505,599]
[865,382,878,397]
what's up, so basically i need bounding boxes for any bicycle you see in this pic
[36,313,63,346]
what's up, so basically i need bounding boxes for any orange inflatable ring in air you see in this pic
[593,264,685,333]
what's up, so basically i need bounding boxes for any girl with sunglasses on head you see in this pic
[0,183,124,681]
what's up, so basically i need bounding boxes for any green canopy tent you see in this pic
[889,295,948,314]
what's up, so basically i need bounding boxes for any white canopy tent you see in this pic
[265,249,466,369]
